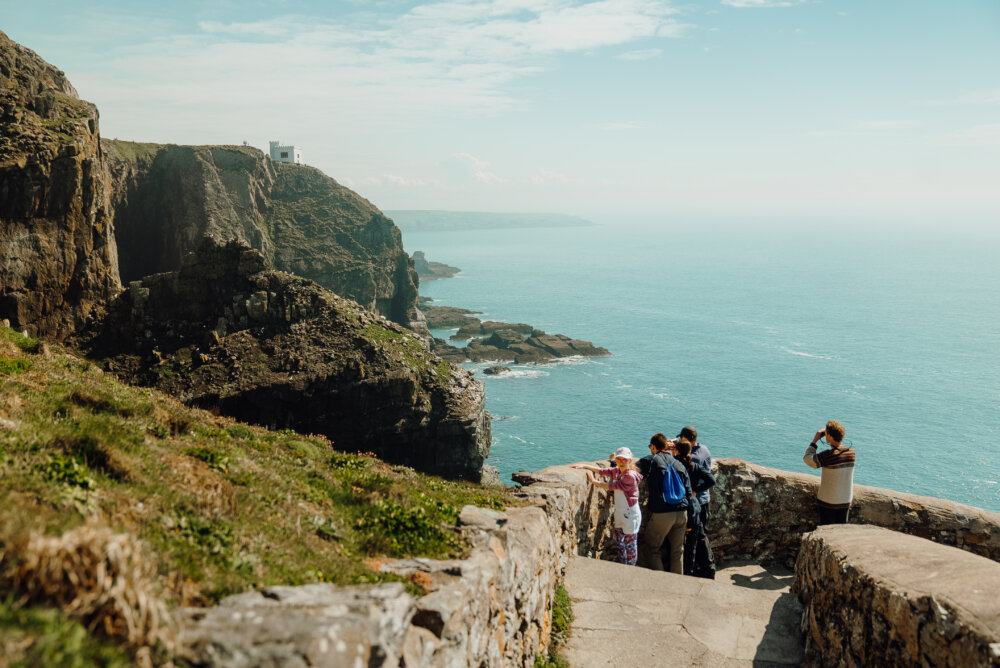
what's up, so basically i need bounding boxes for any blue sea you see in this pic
[403,222,1000,513]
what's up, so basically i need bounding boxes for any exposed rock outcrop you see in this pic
[1,30,422,339]
[431,327,610,365]
[418,299,482,329]
[74,239,490,480]
[412,251,460,281]
[104,140,422,331]
[0,31,121,339]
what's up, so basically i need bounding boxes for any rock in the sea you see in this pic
[421,304,482,329]
[74,238,491,481]
[411,251,460,281]
[482,366,511,376]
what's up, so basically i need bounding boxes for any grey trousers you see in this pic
[637,510,687,574]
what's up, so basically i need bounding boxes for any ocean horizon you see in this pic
[405,220,1000,514]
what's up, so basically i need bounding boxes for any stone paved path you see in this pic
[562,556,804,667]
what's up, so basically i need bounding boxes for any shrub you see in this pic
[0,597,131,668]
[34,455,95,490]
[225,424,255,440]
[0,521,171,661]
[357,500,454,557]
[0,357,32,375]
[184,447,230,473]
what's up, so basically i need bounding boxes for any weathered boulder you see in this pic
[0,30,121,339]
[793,525,1000,667]
[74,238,491,480]
[175,583,416,667]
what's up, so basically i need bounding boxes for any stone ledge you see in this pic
[713,458,1000,566]
[793,524,1000,667]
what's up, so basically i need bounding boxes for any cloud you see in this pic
[807,120,922,137]
[616,48,663,60]
[71,0,689,142]
[856,120,921,130]
[448,153,506,184]
[924,89,1000,106]
[589,121,643,130]
[937,124,1000,147]
[530,168,573,184]
[721,0,806,7]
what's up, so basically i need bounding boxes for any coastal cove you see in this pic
[406,222,1000,513]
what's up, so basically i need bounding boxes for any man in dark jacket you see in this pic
[636,433,692,574]
[676,426,716,579]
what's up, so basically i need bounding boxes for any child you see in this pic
[571,447,643,565]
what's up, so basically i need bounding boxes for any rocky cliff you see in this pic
[74,238,490,480]
[0,29,421,339]
[0,31,121,339]
[104,140,423,331]
[1,31,486,479]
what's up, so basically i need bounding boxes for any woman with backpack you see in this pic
[636,433,693,574]
[674,438,717,578]
[571,447,643,565]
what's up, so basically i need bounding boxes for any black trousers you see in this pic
[818,506,850,525]
[684,504,716,578]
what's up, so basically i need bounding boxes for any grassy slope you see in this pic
[0,324,518,661]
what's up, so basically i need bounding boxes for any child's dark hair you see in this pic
[675,438,694,470]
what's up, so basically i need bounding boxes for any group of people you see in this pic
[572,421,855,576]
[572,426,716,578]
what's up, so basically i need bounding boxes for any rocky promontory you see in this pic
[417,286,610,364]
[412,251,460,281]
[74,238,491,480]
[1,29,422,339]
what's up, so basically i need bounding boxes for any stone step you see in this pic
[562,556,804,666]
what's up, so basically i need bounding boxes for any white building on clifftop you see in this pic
[269,140,302,164]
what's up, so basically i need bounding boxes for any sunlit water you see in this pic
[404,223,1000,512]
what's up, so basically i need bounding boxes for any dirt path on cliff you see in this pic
[563,556,804,666]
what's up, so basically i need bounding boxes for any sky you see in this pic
[2,0,999,227]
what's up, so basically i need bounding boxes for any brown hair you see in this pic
[826,420,845,444]
[678,426,698,442]
[675,438,694,470]
[650,433,669,452]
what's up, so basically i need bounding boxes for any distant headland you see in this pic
[386,210,595,232]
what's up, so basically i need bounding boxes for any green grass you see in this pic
[534,584,573,668]
[102,139,166,162]
[0,358,32,374]
[0,322,522,658]
[1,328,41,354]
[362,322,454,388]
[0,596,131,668]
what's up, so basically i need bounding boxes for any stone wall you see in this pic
[792,524,1000,667]
[712,458,1000,566]
[175,458,1000,665]
[176,473,587,667]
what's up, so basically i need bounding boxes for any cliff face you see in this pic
[0,32,486,479]
[0,29,421,338]
[74,239,490,480]
[0,31,121,339]
[104,140,422,331]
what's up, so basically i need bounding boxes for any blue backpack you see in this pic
[661,464,687,505]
